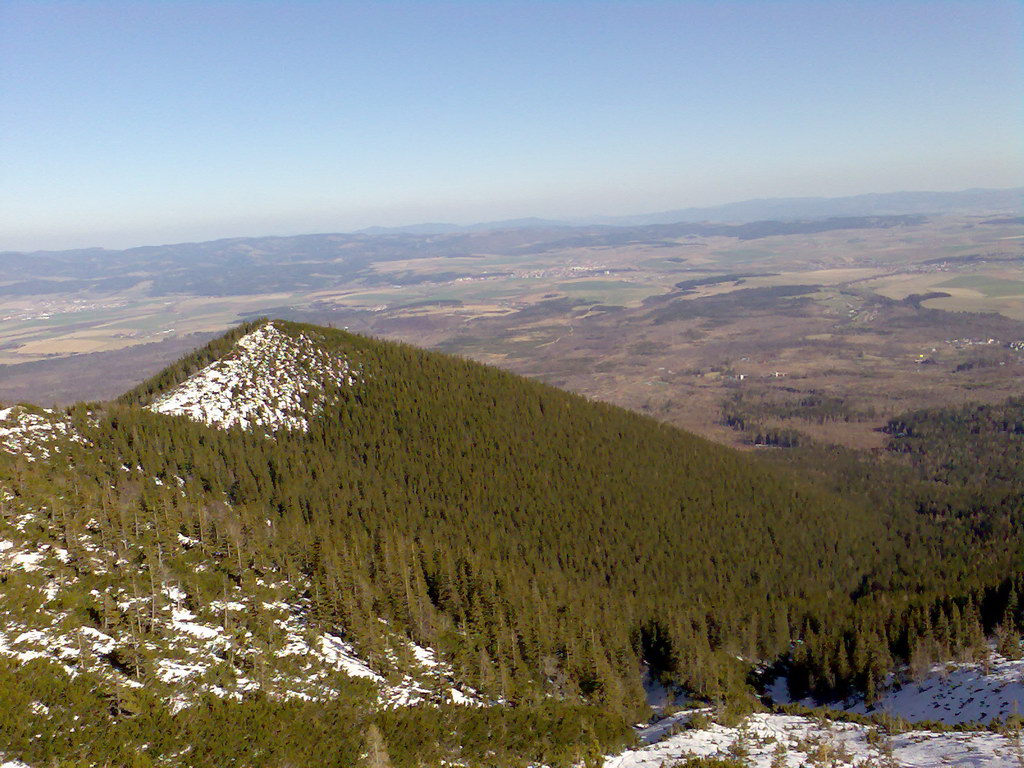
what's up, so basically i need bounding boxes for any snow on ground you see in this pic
[850,654,1024,725]
[80,627,116,655]
[0,406,85,460]
[606,712,1024,767]
[768,650,1024,725]
[6,550,44,572]
[0,485,475,712]
[318,633,384,683]
[156,659,208,684]
[147,322,359,432]
[642,666,688,712]
[409,640,440,668]
[170,608,223,640]
[378,639,483,708]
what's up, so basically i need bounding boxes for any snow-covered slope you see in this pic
[769,652,1024,725]
[0,322,486,714]
[617,653,1024,766]
[147,322,358,432]
[0,471,478,712]
[0,405,85,461]
[607,712,1024,767]
[848,654,1024,725]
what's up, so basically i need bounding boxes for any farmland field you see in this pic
[938,273,1024,298]
[2,212,1022,448]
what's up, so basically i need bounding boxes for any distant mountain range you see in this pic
[5,188,1018,260]
[356,217,562,236]
[0,213,934,298]
[356,187,1022,234]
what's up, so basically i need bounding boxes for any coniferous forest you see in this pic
[0,319,1021,766]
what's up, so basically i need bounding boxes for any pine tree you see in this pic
[364,724,392,768]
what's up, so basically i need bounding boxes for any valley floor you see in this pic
[606,712,1023,767]
[768,650,1024,725]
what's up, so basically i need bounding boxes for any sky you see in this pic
[1,0,1022,251]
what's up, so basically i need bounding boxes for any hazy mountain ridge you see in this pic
[353,187,1024,234]
[0,213,938,298]
[584,186,1023,227]
[2,187,1018,296]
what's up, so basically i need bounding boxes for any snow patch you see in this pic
[0,406,85,460]
[170,609,222,639]
[769,650,1024,725]
[606,712,1024,767]
[8,552,43,572]
[81,627,116,655]
[147,323,359,433]
[163,585,187,603]
[319,633,384,683]
[409,641,439,669]
[156,659,208,684]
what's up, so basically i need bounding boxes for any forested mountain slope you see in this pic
[0,319,1021,766]
[110,320,889,701]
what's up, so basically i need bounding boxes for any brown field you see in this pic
[2,213,1022,449]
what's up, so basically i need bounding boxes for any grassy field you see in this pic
[552,279,663,306]
[922,294,1024,321]
[938,274,1024,298]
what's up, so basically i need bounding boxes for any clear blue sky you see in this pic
[2,0,1021,250]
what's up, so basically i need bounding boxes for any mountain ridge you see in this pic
[335,187,1024,236]
[580,186,1023,227]
[3,187,1018,256]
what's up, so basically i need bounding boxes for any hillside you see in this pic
[0,319,1022,765]
[112,320,887,702]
